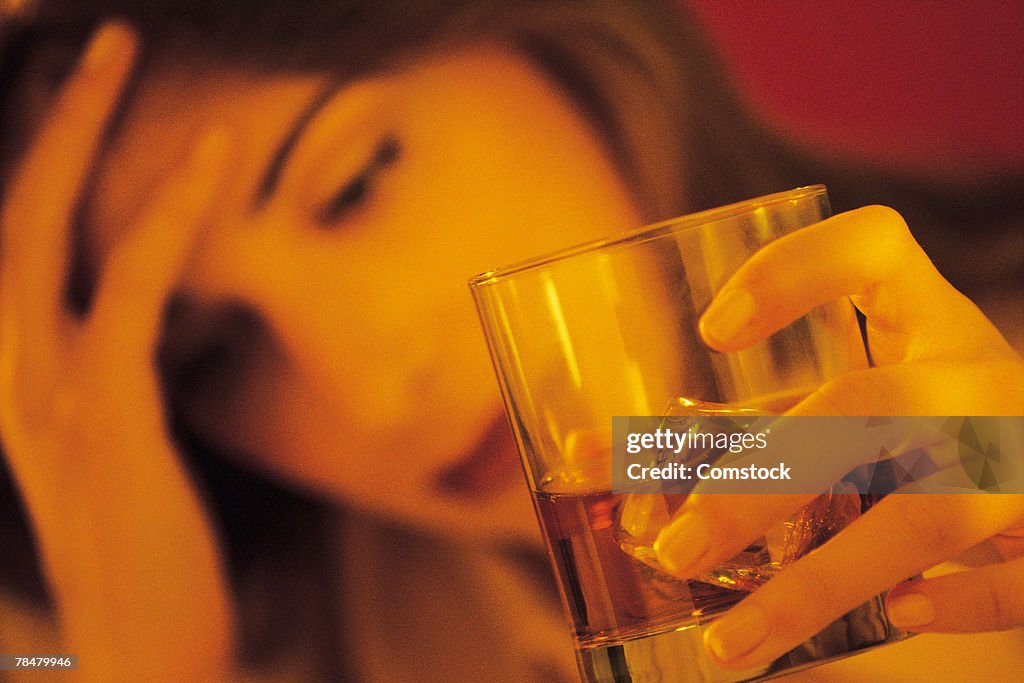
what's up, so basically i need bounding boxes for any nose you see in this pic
[173,209,329,388]
[182,212,297,309]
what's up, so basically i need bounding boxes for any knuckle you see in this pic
[897,495,962,555]
[735,252,773,295]
[689,495,746,545]
[855,205,915,275]
[814,374,855,409]
[774,557,845,632]
[860,205,909,234]
[813,371,877,416]
[980,577,1017,630]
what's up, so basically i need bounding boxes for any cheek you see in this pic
[183,292,501,514]
[230,239,501,472]
[180,200,503,496]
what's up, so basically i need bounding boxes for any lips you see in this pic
[434,414,524,498]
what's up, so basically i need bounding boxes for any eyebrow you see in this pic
[253,78,346,208]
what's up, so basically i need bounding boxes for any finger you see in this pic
[698,206,1015,363]
[655,409,1024,581]
[88,128,231,349]
[699,493,1023,670]
[654,493,816,579]
[789,360,1024,417]
[1,23,137,324]
[886,553,1024,633]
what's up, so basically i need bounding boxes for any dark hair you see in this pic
[4,2,1021,264]
[1,0,1021,673]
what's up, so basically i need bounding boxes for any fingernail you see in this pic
[703,603,772,663]
[700,287,755,345]
[184,128,232,211]
[83,22,132,73]
[653,511,711,577]
[887,592,935,628]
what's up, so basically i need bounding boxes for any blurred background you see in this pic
[683,0,1023,352]
[685,0,1023,175]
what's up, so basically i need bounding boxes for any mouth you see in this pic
[434,414,524,498]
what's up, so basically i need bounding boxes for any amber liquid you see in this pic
[535,488,865,649]
[535,488,743,647]
[533,394,866,649]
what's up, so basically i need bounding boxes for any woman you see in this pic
[1,1,1021,680]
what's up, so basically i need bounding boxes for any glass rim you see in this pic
[468,184,827,289]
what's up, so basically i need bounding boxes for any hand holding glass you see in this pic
[471,187,909,682]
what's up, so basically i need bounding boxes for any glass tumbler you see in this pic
[469,187,909,682]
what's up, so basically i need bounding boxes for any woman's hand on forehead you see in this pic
[0,22,237,679]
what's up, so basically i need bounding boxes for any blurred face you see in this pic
[89,46,642,543]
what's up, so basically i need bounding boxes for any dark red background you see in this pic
[686,1,1024,172]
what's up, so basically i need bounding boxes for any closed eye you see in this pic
[318,136,401,226]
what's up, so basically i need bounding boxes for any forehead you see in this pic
[86,45,604,265]
[89,64,325,246]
